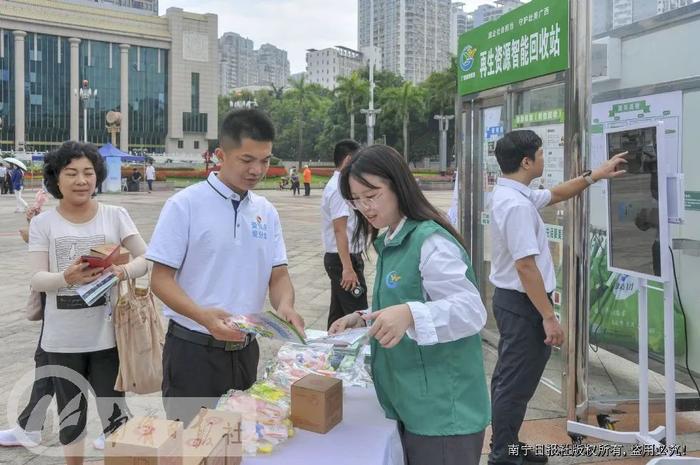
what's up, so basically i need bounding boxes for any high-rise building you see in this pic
[472,4,500,27]
[450,3,472,55]
[306,46,364,90]
[599,0,691,33]
[255,44,290,89]
[218,33,290,95]
[360,45,383,71]
[218,32,256,95]
[358,0,452,83]
[657,0,693,14]
[612,0,657,28]
[62,0,158,15]
[472,0,522,28]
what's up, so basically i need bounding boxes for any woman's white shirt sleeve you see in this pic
[29,251,67,291]
[121,234,149,279]
[405,233,487,345]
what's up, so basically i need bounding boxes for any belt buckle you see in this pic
[225,341,244,351]
[224,334,251,351]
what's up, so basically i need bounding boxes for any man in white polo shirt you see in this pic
[488,130,627,465]
[147,109,305,423]
[321,139,368,329]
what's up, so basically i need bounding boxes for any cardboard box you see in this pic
[290,374,343,434]
[183,409,242,465]
[104,417,184,465]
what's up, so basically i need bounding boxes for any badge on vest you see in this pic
[385,271,401,289]
[251,216,268,240]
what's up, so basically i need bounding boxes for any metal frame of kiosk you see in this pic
[567,122,692,464]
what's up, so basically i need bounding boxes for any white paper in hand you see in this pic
[75,272,119,306]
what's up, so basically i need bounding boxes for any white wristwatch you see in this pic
[582,170,595,185]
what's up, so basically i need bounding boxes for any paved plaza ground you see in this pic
[0,187,698,465]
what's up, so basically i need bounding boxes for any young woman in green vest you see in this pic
[330,145,490,465]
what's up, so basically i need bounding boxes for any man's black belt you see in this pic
[168,320,254,351]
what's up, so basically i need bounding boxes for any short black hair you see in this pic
[333,139,361,167]
[43,141,107,199]
[219,109,275,150]
[494,130,543,174]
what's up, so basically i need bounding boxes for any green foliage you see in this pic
[216,65,456,164]
[334,71,368,140]
[380,82,426,161]
[358,68,405,89]
[420,58,458,116]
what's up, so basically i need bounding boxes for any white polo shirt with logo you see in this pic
[488,177,556,294]
[146,172,288,334]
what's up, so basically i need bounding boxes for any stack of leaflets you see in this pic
[227,311,306,345]
[306,327,369,347]
[75,272,119,306]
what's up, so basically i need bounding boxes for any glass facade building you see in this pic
[80,40,167,151]
[1,1,218,154]
[0,30,15,150]
[1,33,167,151]
[128,45,167,151]
[26,33,70,150]
[80,40,121,146]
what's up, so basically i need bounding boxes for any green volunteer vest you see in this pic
[370,219,491,436]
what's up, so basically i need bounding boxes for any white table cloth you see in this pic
[245,386,404,465]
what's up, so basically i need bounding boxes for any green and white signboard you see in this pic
[457,0,569,96]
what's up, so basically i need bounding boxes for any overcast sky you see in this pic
[159,0,495,74]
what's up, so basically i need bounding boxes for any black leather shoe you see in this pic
[519,442,548,464]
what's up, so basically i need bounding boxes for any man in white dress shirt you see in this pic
[488,130,627,465]
[321,139,368,328]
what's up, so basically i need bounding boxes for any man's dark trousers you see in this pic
[489,288,552,465]
[324,252,368,329]
[162,321,259,425]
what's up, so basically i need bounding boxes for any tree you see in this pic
[381,82,425,162]
[334,72,367,140]
[270,83,285,100]
[421,58,457,116]
[218,90,258,124]
[358,68,405,90]
[419,58,459,167]
[287,76,321,168]
[217,95,232,125]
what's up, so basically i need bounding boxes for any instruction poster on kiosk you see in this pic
[591,91,682,219]
[513,108,566,189]
[588,91,685,355]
